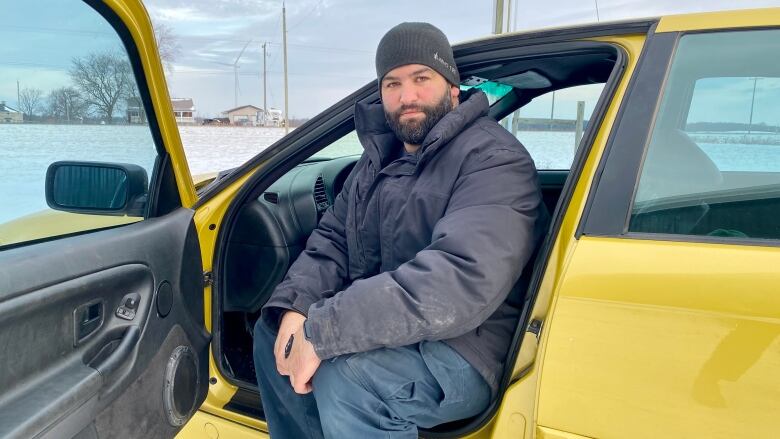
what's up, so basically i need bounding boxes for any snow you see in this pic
[2,123,778,226]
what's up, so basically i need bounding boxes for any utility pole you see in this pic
[594,0,601,22]
[748,77,762,135]
[234,67,239,108]
[492,0,505,34]
[17,80,20,109]
[493,0,515,34]
[262,42,268,126]
[282,2,289,134]
[550,91,556,130]
[506,0,513,33]
[575,101,585,151]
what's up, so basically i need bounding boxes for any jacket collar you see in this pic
[354,89,489,169]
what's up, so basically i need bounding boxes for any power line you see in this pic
[287,0,325,31]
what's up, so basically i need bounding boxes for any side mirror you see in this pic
[45,161,148,216]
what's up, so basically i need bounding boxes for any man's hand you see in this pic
[285,324,321,394]
[274,311,306,375]
[274,311,321,394]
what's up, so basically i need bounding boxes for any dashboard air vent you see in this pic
[314,176,329,212]
[263,192,279,204]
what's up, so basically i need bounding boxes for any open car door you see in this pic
[0,1,209,437]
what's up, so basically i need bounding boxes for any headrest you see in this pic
[635,129,723,204]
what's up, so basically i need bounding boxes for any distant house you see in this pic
[0,101,23,124]
[223,105,264,126]
[126,97,147,124]
[172,98,196,124]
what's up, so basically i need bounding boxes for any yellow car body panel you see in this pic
[657,7,780,32]
[178,410,268,439]
[491,34,645,439]
[193,166,260,332]
[184,165,264,433]
[188,347,269,436]
[536,426,592,439]
[537,238,780,438]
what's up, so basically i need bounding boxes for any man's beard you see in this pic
[385,92,453,146]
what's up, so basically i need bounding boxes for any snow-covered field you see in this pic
[178,125,289,175]
[1,124,778,224]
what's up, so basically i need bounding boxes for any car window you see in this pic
[0,0,159,247]
[500,83,606,170]
[311,131,362,160]
[629,29,780,241]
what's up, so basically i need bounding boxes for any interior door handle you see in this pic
[73,300,104,346]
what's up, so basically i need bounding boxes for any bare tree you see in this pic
[47,87,88,123]
[69,51,133,124]
[153,22,181,73]
[18,87,43,118]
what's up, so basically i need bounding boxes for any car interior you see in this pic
[212,40,624,434]
[629,31,780,240]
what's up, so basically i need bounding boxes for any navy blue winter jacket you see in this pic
[262,90,547,394]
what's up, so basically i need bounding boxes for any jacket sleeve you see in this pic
[305,145,542,359]
[260,160,359,331]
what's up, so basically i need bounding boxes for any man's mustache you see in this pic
[394,105,427,117]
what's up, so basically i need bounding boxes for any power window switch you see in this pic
[116,293,141,321]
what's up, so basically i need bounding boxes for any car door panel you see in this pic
[538,238,780,438]
[0,208,209,438]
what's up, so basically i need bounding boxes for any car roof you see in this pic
[454,7,780,48]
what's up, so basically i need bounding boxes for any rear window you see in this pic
[629,29,780,241]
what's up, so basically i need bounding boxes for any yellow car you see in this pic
[1,1,779,438]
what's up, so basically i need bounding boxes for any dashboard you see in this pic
[223,156,359,313]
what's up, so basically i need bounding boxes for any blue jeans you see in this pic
[253,319,491,438]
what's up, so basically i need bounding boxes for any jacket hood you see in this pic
[354,89,489,169]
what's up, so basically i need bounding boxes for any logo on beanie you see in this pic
[433,52,457,76]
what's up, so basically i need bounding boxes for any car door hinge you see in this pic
[203,271,213,286]
[527,319,543,340]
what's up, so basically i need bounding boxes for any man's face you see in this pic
[381,64,459,146]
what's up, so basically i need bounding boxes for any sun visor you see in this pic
[497,70,552,89]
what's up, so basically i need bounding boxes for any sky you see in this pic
[2,0,780,122]
[143,0,780,120]
[0,0,121,111]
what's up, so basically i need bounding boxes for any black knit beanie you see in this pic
[375,22,460,87]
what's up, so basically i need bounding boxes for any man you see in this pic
[253,22,547,438]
